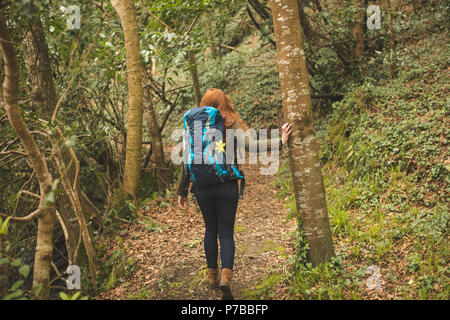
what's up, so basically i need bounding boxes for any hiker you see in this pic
[176,88,292,300]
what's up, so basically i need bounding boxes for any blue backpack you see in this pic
[183,106,245,198]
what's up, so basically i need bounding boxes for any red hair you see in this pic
[200,88,248,130]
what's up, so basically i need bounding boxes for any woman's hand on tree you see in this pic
[281,123,292,145]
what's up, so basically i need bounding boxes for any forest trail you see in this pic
[98,162,297,300]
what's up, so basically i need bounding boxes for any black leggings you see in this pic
[193,180,239,270]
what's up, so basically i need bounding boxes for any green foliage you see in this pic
[96,240,137,291]
[0,220,33,300]
[290,251,364,300]
[138,171,160,199]
[318,34,449,202]
[59,291,88,300]
[0,217,11,235]
[199,35,282,124]
[104,192,139,227]
[138,217,171,233]
[241,272,285,300]
[127,287,155,300]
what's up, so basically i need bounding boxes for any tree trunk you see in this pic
[187,51,202,108]
[270,0,335,266]
[246,5,277,48]
[0,11,56,299]
[249,0,270,21]
[297,0,315,42]
[385,0,397,78]
[24,17,56,120]
[111,0,144,200]
[24,7,99,285]
[32,203,56,299]
[352,0,365,58]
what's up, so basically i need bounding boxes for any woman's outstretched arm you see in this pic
[230,120,291,152]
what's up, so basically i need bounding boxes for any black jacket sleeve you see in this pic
[176,164,190,197]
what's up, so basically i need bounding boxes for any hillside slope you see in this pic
[190,1,449,299]
[274,4,449,299]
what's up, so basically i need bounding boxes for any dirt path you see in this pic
[98,163,297,300]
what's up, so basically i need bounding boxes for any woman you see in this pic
[176,88,292,300]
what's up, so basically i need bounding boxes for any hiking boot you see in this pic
[207,268,219,289]
[219,268,234,300]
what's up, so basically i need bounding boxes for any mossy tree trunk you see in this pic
[187,50,202,108]
[111,0,144,200]
[24,5,98,292]
[385,0,397,78]
[0,11,56,299]
[352,0,365,58]
[270,0,335,266]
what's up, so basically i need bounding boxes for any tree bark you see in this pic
[187,51,202,108]
[25,16,56,120]
[385,0,397,78]
[111,0,144,200]
[352,0,365,58]
[25,11,76,265]
[249,0,271,21]
[0,11,56,299]
[270,0,335,266]
[247,1,277,48]
[297,0,315,42]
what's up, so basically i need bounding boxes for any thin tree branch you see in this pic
[0,207,42,222]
